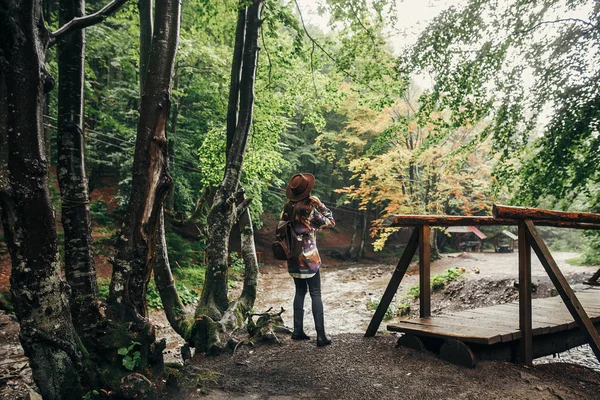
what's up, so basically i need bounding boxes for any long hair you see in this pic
[282,196,319,229]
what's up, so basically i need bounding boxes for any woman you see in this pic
[280,173,335,346]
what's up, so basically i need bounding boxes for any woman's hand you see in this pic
[309,196,322,207]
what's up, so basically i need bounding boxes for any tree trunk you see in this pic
[0,4,87,398]
[154,211,194,338]
[138,0,153,93]
[57,0,101,337]
[226,4,247,157]
[348,201,359,260]
[198,0,261,320]
[220,192,258,329]
[359,205,369,259]
[107,0,180,328]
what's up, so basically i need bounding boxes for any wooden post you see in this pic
[525,220,600,362]
[518,220,533,365]
[365,229,419,337]
[587,268,600,285]
[419,225,431,318]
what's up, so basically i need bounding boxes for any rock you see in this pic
[24,389,42,400]
[118,373,153,399]
[519,371,539,382]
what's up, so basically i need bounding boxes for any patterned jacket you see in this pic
[283,201,335,278]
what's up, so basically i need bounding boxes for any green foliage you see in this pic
[0,291,14,314]
[407,284,420,298]
[89,199,113,226]
[431,267,463,290]
[407,267,465,298]
[539,227,586,253]
[411,0,600,215]
[146,280,163,310]
[366,296,411,320]
[118,341,141,371]
[97,278,110,300]
[82,390,99,400]
[165,232,204,269]
[566,232,600,266]
[228,252,245,285]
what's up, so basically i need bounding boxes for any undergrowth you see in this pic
[367,297,411,320]
[407,267,465,298]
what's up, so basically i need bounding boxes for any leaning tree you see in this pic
[152,0,262,355]
[0,0,183,397]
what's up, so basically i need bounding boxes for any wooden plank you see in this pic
[419,225,431,318]
[519,221,533,365]
[525,220,600,363]
[432,314,516,342]
[383,215,517,227]
[494,205,600,225]
[387,322,498,345]
[458,306,559,335]
[364,229,419,337]
[447,308,548,340]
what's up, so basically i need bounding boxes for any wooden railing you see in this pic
[365,205,600,366]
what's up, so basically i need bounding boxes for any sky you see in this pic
[295,0,460,54]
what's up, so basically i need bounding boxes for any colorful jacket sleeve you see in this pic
[310,202,335,230]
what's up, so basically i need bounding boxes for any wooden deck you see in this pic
[388,287,600,347]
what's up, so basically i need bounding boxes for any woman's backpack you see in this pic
[272,212,304,261]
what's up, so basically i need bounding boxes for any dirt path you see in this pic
[171,334,600,400]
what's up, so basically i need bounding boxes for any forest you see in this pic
[1,0,600,399]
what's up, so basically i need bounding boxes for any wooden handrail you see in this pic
[383,214,600,230]
[383,215,517,227]
[493,204,600,224]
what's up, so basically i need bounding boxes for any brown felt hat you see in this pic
[286,173,315,201]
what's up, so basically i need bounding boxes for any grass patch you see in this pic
[566,254,600,267]
[367,297,411,320]
[407,267,465,298]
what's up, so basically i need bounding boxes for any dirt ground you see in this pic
[1,252,600,399]
[171,334,600,400]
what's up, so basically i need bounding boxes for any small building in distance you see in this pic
[489,230,518,253]
[445,226,487,252]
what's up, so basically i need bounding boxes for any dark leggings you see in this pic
[293,271,323,315]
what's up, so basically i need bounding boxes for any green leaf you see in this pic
[117,347,128,356]
[122,355,136,371]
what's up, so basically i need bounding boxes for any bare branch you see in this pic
[516,18,596,36]
[49,0,129,46]
[348,2,377,51]
[292,0,374,91]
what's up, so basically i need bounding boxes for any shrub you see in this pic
[407,267,465,298]
[89,199,114,226]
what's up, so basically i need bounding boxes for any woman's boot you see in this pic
[313,312,331,346]
[291,308,310,340]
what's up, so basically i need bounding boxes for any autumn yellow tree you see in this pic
[325,84,496,253]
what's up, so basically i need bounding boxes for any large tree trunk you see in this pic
[198,0,261,320]
[0,4,88,398]
[154,211,195,338]
[57,0,101,337]
[107,0,180,328]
